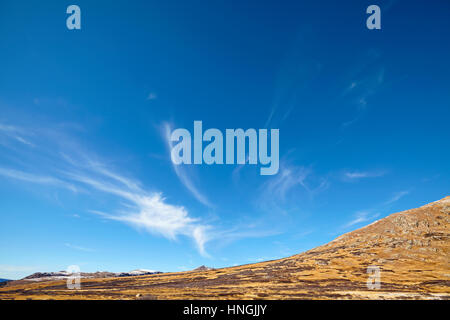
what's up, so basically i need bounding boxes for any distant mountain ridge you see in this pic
[192,265,214,272]
[22,269,161,281]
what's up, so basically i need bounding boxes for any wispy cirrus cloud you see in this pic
[343,170,387,181]
[210,226,281,249]
[343,210,380,229]
[262,162,329,203]
[0,167,79,192]
[66,160,212,256]
[264,165,311,201]
[0,123,213,256]
[162,122,213,208]
[14,136,34,146]
[64,243,95,252]
[0,121,285,257]
[0,123,35,147]
[256,161,329,219]
[340,51,386,128]
[0,161,212,256]
[263,33,322,129]
[339,190,410,232]
[384,190,409,205]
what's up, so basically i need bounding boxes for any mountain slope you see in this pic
[0,196,448,300]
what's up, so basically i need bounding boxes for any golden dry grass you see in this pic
[1,197,449,300]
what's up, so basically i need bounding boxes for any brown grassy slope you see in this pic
[1,196,449,300]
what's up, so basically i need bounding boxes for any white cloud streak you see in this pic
[0,122,281,257]
[0,123,213,255]
[263,163,329,202]
[344,211,380,228]
[0,123,34,147]
[265,165,311,201]
[64,243,94,252]
[343,170,386,180]
[0,162,212,256]
[0,167,78,192]
[384,190,409,205]
[162,122,213,208]
[65,163,212,256]
[0,161,212,255]
[340,60,386,128]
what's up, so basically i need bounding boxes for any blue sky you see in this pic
[0,0,449,279]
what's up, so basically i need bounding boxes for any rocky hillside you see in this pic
[0,196,448,300]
